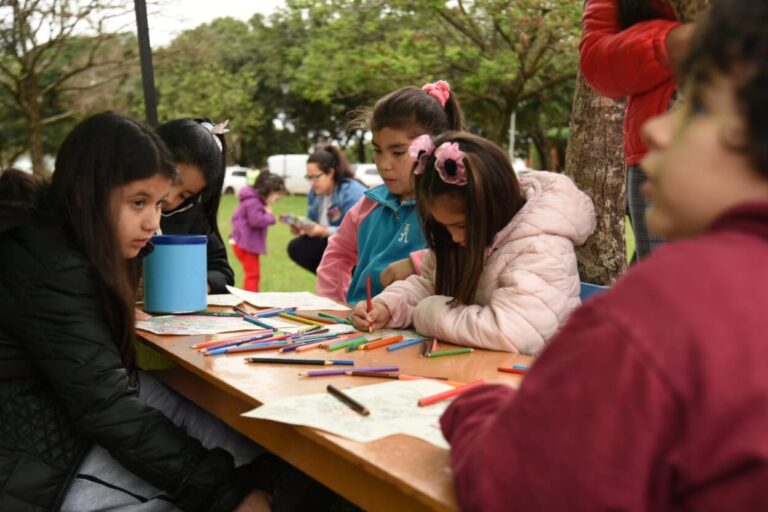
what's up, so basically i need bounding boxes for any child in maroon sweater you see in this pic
[441,2,768,511]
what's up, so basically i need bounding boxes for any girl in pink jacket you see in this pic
[351,132,596,354]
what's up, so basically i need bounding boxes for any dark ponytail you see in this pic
[618,0,665,29]
[307,145,355,184]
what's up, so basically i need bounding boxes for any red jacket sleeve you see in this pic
[441,303,678,512]
[580,0,680,99]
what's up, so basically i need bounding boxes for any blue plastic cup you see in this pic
[143,235,207,313]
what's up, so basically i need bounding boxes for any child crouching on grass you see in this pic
[440,2,768,510]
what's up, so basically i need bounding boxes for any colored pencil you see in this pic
[283,311,336,325]
[360,335,404,350]
[386,337,426,351]
[180,311,241,317]
[278,312,324,327]
[399,373,449,381]
[344,337,377,352]
[420,338,431,358]
[242,316,278,331]
[327,336,369,351]
[299,365,399,377]
[318,333,366,348]
[232,305,255,316]
[245,358,354,366]
[295,339,331,352]
[418,379,486,407]
[255,307,298,318]
[430,337,439,353]
[498,364,530,375]
[327,384,370,416]
[203,340,290,356]
[345,371,400,379]
[427,348,474,358]
[191,330,272,349]
[196,332,274,352]
[279,337,336,353]
[366,275,373,333]
[318,312,352,325]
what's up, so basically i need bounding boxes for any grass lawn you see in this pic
[219,193,317,292]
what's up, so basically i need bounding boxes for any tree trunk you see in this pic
[668,0,710,22]
[23,73,50,178]
[564,74,627,285]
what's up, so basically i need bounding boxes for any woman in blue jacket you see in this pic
[287,145,366,273]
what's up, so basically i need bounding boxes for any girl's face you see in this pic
[640,72,768,239]
[306,162,334,195]
[429,195,467,246]
[164,163,206,211]
[372,127,417,200]
[112,174,172,258]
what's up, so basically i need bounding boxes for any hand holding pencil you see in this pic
[350,300,391,332]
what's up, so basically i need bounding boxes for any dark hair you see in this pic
[367,82,463,137]
[680,0,768,176]
[307,145,355,184]
[618,0,665,29]
[53,112,176,367]
[253,170,286,199]
[156,118,227,239]
[416,132,526,305]
[0,169,45,208]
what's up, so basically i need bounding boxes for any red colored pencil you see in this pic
[366,275,373,333]
[417,379,485,407]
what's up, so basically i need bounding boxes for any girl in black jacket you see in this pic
[157,118,235,294]
[0,113,327,512]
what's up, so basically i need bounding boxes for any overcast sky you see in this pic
[138,0,285,46]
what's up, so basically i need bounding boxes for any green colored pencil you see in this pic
[317,312,353,325]
[327,336,368,351]
[426,348,474,358]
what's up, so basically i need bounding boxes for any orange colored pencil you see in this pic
[418,379,485,407]
[360,335,404,350]
[191,330,271,349]
[286,312,336,325]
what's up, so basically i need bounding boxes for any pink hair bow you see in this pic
[200,119,230,151]
[409,134,435,175]
[421,80,451,108]
[434,142,467,186]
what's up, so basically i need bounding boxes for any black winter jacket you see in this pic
[0,210,254,511]
[160,200,234,293]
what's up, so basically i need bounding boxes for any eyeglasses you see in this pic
[304,173,324,182]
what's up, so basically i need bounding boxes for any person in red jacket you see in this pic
[441,2,768,510]
[580,0,695,259]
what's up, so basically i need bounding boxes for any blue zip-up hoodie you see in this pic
[316,184,427,305]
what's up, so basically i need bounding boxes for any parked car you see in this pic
[354,163,383,188]
[222,166,250,195]
[267,154,310,194]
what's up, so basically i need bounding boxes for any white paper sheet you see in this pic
[242,379,455,449]
[227,286,350,312]
[206,294,243,307]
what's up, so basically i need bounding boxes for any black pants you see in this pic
[287,235,328,274]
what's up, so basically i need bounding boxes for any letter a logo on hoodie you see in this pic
[398,223,410,243]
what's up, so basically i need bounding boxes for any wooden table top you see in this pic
[138,313,530,512]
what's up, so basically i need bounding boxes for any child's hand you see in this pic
[290,225,301,235]
[303,223,329,238]
[380,257,416,287]
[351,301,391,331]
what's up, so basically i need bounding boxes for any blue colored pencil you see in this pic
[255,307,298,318]
[242,316,278,331]
[206,340,290,356]
[197,332,274,352]
[386,336,426,351]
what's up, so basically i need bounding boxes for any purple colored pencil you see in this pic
[299,365,399,377]
[199,332,274,352]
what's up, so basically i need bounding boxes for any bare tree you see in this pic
[0,0,132,176]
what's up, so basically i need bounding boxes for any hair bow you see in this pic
[409,134,435,175]
[434,142,467,186]
[200,119,230,151]
[421,80,451,108]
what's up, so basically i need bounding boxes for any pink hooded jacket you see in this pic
[375,171,596,354]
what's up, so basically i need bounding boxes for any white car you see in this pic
[354,163,383,188]
[222,166,250,195]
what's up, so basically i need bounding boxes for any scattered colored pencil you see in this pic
[345,371,400,379]
[283,311,336,325]
[245,358,354,366]
[191,330,272,349]
[386,336,426,351]
[344,337,378,352]
[420,338,431,358]
[299,365,399,377]
[360,335,404,350]
[427,348,474,358]
[366,275,373,333]
[497,364,530,375]
[203,340,290,356]
[317,312,352,325]
[278,312,324,327]
[327,336,369,351]
[242,316,278,331]
[327,384,370,416]
[232,305,254,316]
[180,311,241,317]
[195,332,274,352]
[418,379,485,407]
[254,307,297,318]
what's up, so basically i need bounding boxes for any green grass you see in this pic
[218,193,317,292]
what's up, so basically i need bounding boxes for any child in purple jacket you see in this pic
[231,171,286,291]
